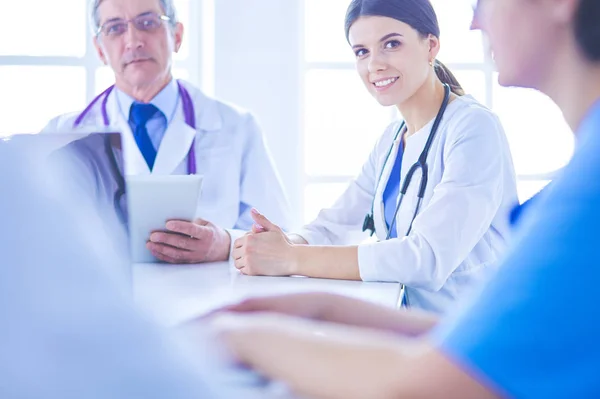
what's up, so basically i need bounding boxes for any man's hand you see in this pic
[147,218,231,264]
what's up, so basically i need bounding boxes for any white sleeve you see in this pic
[358,110,508,289]
[235,113,292,231]
[296,125,397,246]
[39,115,61,133]
[39,112,80,134]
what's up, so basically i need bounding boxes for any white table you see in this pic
[133,261,401,326]
[132,262,401,398]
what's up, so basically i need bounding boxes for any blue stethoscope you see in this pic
[73,80,198,224]
[362,83,451,306]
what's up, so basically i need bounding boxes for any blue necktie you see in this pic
[129,103,160,170]
[382,141,404,239]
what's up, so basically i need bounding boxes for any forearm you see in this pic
[226,326,497,399]
[223,322,427,399]
[270,335,412,399]
[291,245,361,280]
[219,309,498,399]
[320,295,438,336]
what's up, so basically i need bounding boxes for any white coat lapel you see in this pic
[152,106,196,175]
[392,128,431,237]
[106,92,151,176]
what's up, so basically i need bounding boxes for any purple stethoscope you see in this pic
[73,80,198,224]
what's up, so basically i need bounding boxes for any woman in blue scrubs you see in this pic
[214,0,600,397]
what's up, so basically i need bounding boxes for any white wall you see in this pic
[212,0,304,228]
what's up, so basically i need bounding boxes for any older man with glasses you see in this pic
[41,0,291,265]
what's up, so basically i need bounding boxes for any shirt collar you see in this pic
[115,78,180,123]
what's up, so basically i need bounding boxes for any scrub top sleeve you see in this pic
[432,118,600,399]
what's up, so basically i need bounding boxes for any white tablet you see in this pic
[127,175,203,263]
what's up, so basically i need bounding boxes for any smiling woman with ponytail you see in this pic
[231,0,518,316]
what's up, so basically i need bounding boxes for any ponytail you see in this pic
[433,60,464,96]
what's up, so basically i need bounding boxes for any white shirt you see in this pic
[297,95,518,314]
[40,80,292,253]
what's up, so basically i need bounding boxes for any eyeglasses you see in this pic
[96,12,171,37]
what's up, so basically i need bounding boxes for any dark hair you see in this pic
[574,0,600,61]
[344,0,465,96]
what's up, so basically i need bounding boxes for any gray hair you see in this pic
[90,0,178,35]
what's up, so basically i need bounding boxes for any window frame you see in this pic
[0,0,204,107]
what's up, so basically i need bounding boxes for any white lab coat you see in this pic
[298,95,518,314]
[41,80,291,252]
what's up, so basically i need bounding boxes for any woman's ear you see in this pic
[428,34,441,60]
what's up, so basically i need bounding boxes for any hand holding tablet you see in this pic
[127,175,203,263]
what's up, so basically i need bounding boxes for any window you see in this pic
[0,66,86,134]
[302,0,574,223]
[0,0,199,137]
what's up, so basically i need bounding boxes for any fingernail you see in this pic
[251,208,260,215]
[255,224,265,231]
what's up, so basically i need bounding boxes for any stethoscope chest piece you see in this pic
[362,213,376,236]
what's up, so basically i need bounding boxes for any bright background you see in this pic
[0,0,573,229]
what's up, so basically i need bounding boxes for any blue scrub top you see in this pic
[433,100,600,398]
[382,140,404,238]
